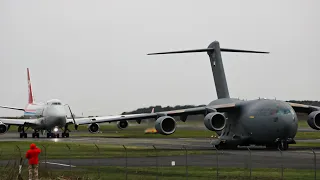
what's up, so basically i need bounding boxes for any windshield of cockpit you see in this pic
[252,108,291,116]
[50,102,61,105]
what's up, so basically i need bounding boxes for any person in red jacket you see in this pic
[25,143,41,180]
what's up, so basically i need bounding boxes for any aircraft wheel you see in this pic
[214,144,231,150]
[283,142,289,150]
[277,140,288,151]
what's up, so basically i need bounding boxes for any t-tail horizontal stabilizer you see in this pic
[147,41,269,100]
[147,48,269,55]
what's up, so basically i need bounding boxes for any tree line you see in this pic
[121,100,320,115]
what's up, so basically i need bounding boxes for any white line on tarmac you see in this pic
[41,161,76,167]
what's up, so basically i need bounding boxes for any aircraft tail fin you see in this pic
[27,68,34,104]
[147,41,269,99]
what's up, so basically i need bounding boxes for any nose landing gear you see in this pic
[45,126,70,138]
[46,131,60,138]
[267,138,292,150]
[278,140,289,150]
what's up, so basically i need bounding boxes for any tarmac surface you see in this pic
[1,131,320,170]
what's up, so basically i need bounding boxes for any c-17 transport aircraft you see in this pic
[0,68,153,138]
[57,40,319,151]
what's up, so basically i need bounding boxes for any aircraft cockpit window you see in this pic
[276,108,291,115]
[252,107,291,116]
[252,109,276,116]
[51,102,61,105]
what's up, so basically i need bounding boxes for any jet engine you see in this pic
[307,111,320,130]
[117,120,128,129]
[154,116,176,135]
[0,121,9,134]
[88,123,100,133]
[204,112,226,131]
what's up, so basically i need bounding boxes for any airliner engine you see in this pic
[307,111,320,130]
[204,112,227,131]
[0,121,9,134]
[117,120,129,129]
[154,116,176,135]
[88,123,100,133]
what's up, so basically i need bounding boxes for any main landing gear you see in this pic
[17,126,71,138]
[32,131,40,138]
[18,126,28,138]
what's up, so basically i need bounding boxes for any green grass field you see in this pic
[0,165,318,180]
[0,141,215,160]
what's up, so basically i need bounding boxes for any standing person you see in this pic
[25,143,41,180]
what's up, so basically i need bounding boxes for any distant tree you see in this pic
[121,104,206,115]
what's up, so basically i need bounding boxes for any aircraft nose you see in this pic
[48,106,66,116]
[278,115,296,138]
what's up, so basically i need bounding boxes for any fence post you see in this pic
[182,146,188,180]
[278,147,283,180]
[214,146,219,180]
[123,145,127,180]
[247,147,252,179]
[66,144,72,172]
[95,144,100,179]
[152,145,158,180]
[311,148,316,180]
[15,145,22,159]
[41,145,47,169]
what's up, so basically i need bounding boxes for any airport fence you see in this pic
[0,143,318,180]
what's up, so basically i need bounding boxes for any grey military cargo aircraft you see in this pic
[70,40,320,151]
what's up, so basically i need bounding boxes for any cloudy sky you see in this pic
[0,0,319,116]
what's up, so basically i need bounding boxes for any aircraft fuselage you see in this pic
[209,98,298,147]
[23,99,68,131]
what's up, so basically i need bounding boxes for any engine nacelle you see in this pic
[155,116,176,135]
[0,121,9,134]
[117,120,129,129]
[204,112,226,131]
[88,123,100,133]
[307,111,320,130]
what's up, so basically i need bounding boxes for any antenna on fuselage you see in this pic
[147,41,269,99]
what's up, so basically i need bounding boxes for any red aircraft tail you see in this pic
[27,68,34,104]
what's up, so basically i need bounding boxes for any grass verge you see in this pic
[0,165,318,180]
[0,141,213,160]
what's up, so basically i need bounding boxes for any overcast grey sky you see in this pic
[0,0,319,116]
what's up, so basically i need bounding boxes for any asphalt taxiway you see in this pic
[1,131,320,148]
